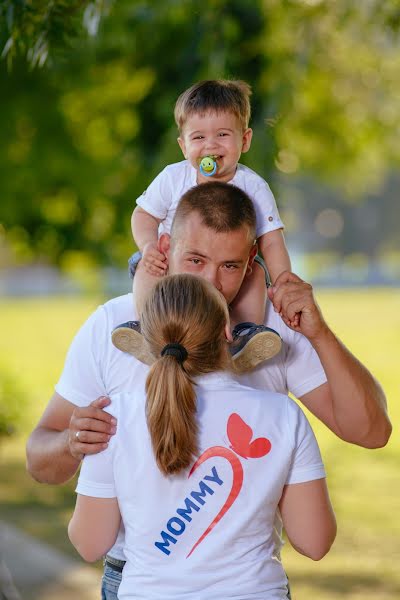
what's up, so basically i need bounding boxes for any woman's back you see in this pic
[78,370,325,600]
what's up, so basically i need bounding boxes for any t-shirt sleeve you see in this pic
[284,330,328,399]
[251,181,285,238]
[75,401,118,498]
[285,399,325,485]
[136,167,173,221]
[55,305,108,407]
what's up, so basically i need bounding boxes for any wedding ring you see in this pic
[75,430,81,440]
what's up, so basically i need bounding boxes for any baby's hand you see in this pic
[142,241,167,276]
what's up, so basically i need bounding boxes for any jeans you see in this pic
[101,563,122,600]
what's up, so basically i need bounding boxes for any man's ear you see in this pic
[224,321,233,343]
[177,136,187,158]
[246,242,258,275]
[159,233,171,258]
[241,128,253,154]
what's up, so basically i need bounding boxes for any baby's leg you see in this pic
[229,260,281,372]
[111,254,162,365]
[230,261,268,328]
[132,259,162,316]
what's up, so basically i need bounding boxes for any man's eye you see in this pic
[225,264,237,270]
[189,258,201,264]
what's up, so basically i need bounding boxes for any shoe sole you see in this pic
[233,331,282,373]
[111,327,154,366]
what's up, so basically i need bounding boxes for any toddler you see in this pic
[113,80,291,371]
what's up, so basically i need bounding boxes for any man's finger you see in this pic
[73,430,112,445]
[73,405,116,425]
[78,442,110,456]
[90,396,111,409]
[273,270,303,289]
[75,416,117,434]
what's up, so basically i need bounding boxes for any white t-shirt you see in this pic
[57,293,327,561]
[77,372,325,600]
[136,160,284,239]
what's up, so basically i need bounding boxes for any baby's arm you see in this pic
[131,206,166,276]
[258,229,291,285]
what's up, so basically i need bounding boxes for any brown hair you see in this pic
[171,181,256,246]
[141,274,231,476]
[174,79,252,132]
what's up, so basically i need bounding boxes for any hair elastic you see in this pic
[161,343,188,363]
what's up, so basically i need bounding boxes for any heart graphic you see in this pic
[187,446,243,557]
[186,413,271,558]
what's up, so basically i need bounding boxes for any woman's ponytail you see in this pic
[141,274,230,476]
[146,356,197,475]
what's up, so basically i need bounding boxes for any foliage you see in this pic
[0,1,400,271]
[0,0,110,68]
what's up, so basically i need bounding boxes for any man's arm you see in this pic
[269,271,391,448]
[26,393,116,484]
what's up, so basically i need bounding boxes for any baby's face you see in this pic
[178,110,252,184]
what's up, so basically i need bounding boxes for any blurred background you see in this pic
[0,1,399,599]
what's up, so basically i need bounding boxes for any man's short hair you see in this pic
[172,181,256,244]
[174,79,252,132]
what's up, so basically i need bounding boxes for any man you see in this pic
[26,182,391,599]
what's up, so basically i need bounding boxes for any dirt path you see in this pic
[0,521,101,600]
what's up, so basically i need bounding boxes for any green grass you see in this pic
[0,290,399,596]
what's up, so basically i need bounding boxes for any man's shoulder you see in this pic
[96,293,136,330]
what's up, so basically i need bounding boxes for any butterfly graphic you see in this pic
[227,413,271,459]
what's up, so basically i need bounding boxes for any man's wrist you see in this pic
[308,323,335,351]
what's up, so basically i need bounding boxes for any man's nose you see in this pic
[203,267,222,291]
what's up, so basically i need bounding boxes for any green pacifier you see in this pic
[199,155,218,177]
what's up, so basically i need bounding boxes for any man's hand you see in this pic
[142,241,167,276]
[268,271,328,341]
[68,396,117,460]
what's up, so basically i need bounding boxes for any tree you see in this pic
[0,1,399,270]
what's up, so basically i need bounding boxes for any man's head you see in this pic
[159,182,257,305]
[174,79,252,133]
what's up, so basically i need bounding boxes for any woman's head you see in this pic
[141,274,231,476]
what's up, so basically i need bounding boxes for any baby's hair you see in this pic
[174,79,252,132]
[172,181,256,247]
[142,274,231,476]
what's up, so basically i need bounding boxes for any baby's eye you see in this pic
[218,132,229,137]
[193,135,204,140]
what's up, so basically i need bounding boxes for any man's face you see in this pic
[161,212,256,305]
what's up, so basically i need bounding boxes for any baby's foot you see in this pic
[111,321,154,366]
[230,322,282,373]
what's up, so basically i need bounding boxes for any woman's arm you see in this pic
[68,495,121,562]
[279,478,336,561]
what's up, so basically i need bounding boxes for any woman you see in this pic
[69,274,336,599]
